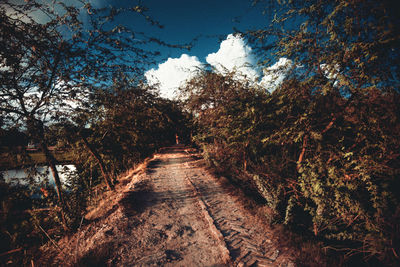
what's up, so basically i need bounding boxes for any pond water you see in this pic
[1,165,77,188]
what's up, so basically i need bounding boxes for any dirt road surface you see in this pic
[40,146,295,266]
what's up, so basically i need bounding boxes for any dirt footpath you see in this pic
[40,146,295,266]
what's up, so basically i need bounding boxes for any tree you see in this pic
[244,0,400,263]
[0,1,76,229]
[0,0,173,229]
[250,0,400,91]
[180,1,400,264]
[182,70,271,173]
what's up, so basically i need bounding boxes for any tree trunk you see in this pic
[81,137,114,190]
[26,117,68,230]
[39,141,68,231]
[297,134,308,171]
[243,142,249,171]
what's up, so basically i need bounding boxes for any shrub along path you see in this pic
[39,146,295,266]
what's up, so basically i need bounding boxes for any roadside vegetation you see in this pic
[0,1,190,265]
[1,0,399,266]
[183,1,400,265]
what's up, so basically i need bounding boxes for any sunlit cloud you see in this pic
[259,57,293,93]
[145,34,298,99]
[144,54,203,99]
[206,34,259,81]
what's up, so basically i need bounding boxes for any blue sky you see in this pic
[117,0,271,62]
[13,0,271,61]
[112,0,287,99]
[6,0,289,99]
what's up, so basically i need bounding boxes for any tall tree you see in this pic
[244,0,400,263]
[250,0,400,93]
[0,0,171,228]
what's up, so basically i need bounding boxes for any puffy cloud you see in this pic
[145,54,203,99]
[145,34,275,99]
[259,57,293,92]
[206,34,259,80]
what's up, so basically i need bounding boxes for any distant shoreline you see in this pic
[0,150,74,171]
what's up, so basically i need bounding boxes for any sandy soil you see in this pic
[39,146,296,266]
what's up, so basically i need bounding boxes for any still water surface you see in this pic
[2,165,77,188]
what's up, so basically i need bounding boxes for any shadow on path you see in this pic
[119,180,154,216]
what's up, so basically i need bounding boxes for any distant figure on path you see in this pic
[175,133,179,144]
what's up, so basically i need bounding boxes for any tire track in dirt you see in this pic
[117,147,229,266]
[184,171,232,264]
[183,154,295,267]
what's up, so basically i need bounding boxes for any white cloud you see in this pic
[206,34,259,81]
[145,35,259,100]
[259,57,293,93]
[145,54,203,99]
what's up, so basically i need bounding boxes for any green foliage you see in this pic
[184,67,400,264]
[0,171,67,265]
[242,0,400,264]
[0,0,191,264]
[69,83,190,179]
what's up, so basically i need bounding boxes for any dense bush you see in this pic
[184,70,400,264]
[69,85,189,180]
[0,84,190,265]
[182,0,400,264]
